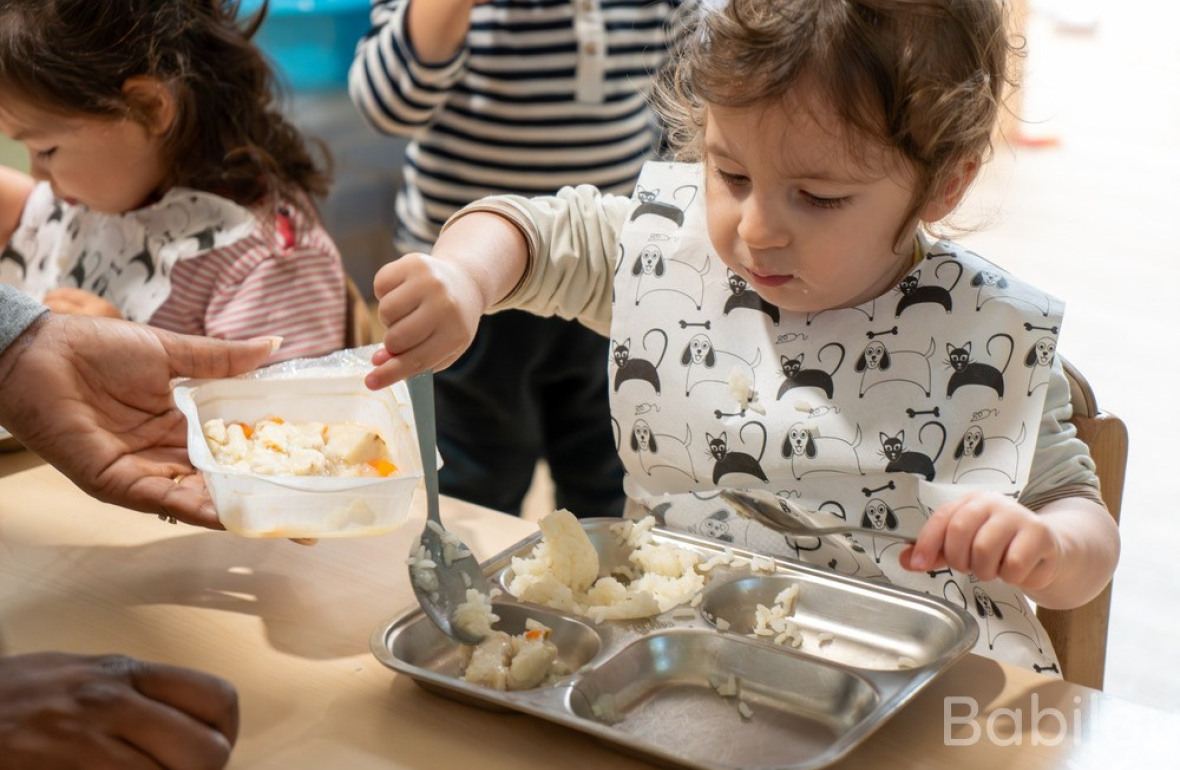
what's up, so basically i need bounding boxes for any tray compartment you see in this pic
[388,601,602,684]
[700,573,965,671]
[567,630,878,770]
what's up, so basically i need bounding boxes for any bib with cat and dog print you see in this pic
[608,161,1067,674]
[0,182,256,323]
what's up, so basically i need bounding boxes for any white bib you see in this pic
[0,182,256,323]
[609,162,1067,674]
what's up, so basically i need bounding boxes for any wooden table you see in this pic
[1,455,1172,769]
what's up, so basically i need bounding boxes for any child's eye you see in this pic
[801,191,849,209]
[35,147,57,160]
[714,168,750,188]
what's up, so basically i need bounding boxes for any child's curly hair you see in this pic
[659,0,1018,238]
[0,0,329,209]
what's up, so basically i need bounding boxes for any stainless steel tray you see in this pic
[372,519,978,770]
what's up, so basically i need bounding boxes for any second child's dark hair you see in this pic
[0,0,330,209]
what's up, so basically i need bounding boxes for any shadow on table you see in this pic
[0,532,407,662]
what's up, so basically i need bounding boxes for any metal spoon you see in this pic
[406,371,491,645]
[720,488,915,543]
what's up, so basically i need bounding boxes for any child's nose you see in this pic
[27,154,50,182]
[737,194,790,251]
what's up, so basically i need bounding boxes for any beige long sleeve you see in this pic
[446,185,630,336]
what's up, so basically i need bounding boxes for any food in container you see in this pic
[202,416,398,477]
[174,369,425,539]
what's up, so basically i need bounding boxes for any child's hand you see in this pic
[899,491,1062,591]
[366,252,486,390]
[44,288,123,319]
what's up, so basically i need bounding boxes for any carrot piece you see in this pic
[524,629,545,641]
[234,422,254,439]
[367,458,398,477]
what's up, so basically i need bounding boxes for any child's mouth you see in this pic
[748,270,794,288]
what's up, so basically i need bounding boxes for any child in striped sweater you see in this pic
[350,0,697,518]
[0,0,347,363]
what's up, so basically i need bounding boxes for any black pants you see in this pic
[435,310,625,518]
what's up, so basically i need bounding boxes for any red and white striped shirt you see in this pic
[150,198,346,363]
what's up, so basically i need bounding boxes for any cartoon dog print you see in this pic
[783,422,864,480]
[680,334,762,397]
[858,497,925,563]
[971,269,1054,317]
[952,422,1027,483]
[632,243,710,310]
[630,420,698,482]
[942,582,1046,654]
[1023,336,1056,396]
[855,337,936,398]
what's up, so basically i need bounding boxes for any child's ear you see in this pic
[122,76,177,137]
[919,158,981,222]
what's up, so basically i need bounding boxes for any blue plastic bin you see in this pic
[239,0,371,92]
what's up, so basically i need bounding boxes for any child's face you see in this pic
[703,90,924,313]
[0,91,169,214]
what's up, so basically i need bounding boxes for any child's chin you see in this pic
[754,285,817,314]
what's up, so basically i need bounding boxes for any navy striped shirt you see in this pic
[349,0,696,251]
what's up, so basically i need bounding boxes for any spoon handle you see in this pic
[407,371,440,526]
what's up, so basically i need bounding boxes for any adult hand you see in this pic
[44,287,124,319]
[0,313,276,528]
[0,652,238,770]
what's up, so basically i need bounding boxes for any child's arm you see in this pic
[900,492,1119,609]
[367,185,632,390]
[348,0,487,138]
[43,288,122,319]
[0,166,34,247]
[407,0,492,62]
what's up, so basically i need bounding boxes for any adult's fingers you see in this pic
[79,655,237,764]
[115,465,224,530]
[121,659,240,749]
[70,732,165,770]
[157,329,281,380]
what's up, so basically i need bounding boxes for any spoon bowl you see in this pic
[406,372,492,645]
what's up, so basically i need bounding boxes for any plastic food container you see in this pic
[173,375,426,538]
[239,0,372,92]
